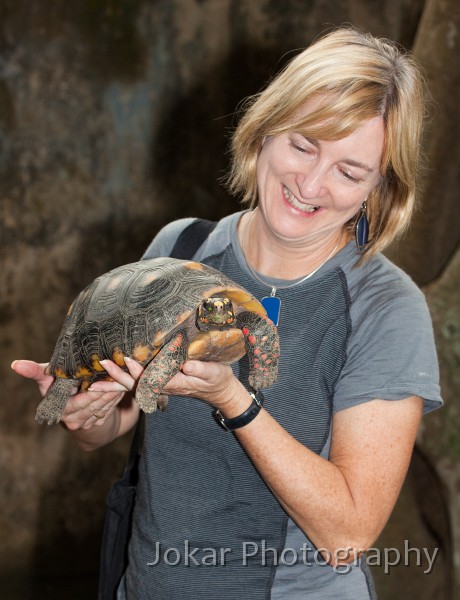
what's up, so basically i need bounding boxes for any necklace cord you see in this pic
[242,213,342,294]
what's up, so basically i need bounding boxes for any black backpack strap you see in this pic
[169,218,217,259]
[130,219,217,452]
[99,217,218,600]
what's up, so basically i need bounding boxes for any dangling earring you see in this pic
[355,201,369,251]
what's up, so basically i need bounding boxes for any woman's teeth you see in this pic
[283,186,319,212]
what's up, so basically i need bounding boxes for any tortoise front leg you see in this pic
[236,312,280,389]
[136,331,188,413]
[35,378,77,425]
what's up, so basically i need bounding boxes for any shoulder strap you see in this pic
[129,218,217,453]
[169,218,217,259]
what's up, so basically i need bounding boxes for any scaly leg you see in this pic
[136,331,188,413]
[236,312,280,389]
[35,378,77,425]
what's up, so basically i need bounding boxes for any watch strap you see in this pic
[213,389,265,432]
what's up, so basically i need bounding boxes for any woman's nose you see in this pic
[296,163,326,199]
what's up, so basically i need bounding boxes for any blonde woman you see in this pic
[14,28,442,599]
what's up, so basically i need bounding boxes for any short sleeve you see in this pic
[142,218,196,260]
[333,267,442,415]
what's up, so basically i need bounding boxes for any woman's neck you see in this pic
[238,209,348,281]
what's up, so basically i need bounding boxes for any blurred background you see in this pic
[1,0,459,598]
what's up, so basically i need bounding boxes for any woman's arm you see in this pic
[233,391,422,562]
[11,359,142,451]
[159,359,423,564]
[13,355,422,560]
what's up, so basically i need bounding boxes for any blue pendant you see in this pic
[261,295,281,327]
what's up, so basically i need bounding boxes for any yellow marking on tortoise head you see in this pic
[112,348,125,366]
[91,354,105,372]
[132,344,153,364]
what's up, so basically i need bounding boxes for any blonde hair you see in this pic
[227,27,427,259]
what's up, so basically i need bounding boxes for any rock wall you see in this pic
[1,0,458,597]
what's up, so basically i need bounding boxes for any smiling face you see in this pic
[255,114,385,245]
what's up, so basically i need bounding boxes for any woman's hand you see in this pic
[89,357,245,412]
[163,361,238,407]
[11,360,55,398]
[11,358,143,431]
[95,358,253,422]
[11,357,251,434]
[62,357,142,430]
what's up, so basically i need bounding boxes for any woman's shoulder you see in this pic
[142,217,197,259]
[335,250,442,414]
[340,250,435,359]
[141,212,242,260]
[344,249,428,311]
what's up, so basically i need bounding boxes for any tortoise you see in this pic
[36,257,279,425]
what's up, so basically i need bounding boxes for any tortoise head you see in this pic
[197,297,236,330]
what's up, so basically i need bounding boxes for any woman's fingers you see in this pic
[163,360,235,402]
[124,356,145,379]
[88,358,143,393]
[11,360,54,396]
[11,358,142,430]
[63,358,144,428]
[62,388,126,429]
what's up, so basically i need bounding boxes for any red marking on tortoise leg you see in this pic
[136,331,187,413]
[237,312,279,389]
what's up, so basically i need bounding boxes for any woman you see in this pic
[13,27,442,599]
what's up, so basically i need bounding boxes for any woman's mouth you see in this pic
[283,186,319,213]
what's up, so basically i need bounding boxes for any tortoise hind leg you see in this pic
[236,312,280,389]
[35,378,77,425]
[136,331,188,413]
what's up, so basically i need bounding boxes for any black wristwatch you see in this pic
[213,389,265,432]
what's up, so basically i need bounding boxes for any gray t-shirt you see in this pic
[124,212,442,600]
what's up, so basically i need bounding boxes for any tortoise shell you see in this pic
[36,257,279,425]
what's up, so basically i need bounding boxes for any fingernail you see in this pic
[124,356,132,362]
[99,360,109,366]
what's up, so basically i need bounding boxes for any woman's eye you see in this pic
[290,140,315,155]
[294,145,307,153]
[340,169,361,183]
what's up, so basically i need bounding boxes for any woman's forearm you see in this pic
[220,386,421,560]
